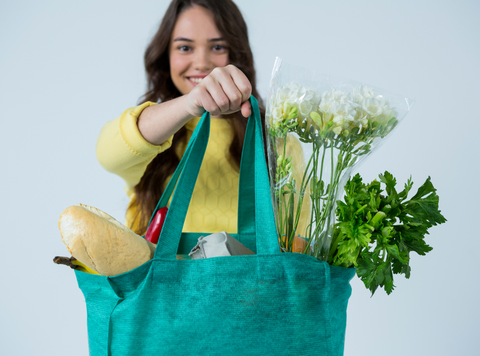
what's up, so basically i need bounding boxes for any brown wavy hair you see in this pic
[129,0,265,235]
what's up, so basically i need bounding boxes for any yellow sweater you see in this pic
[96,102,240,234]
[97,102,310,239]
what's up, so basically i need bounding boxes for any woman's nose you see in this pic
[193,48,212,71]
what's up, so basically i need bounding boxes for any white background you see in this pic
[1,0,478,355]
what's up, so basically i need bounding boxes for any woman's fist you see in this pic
[186,65,252,118]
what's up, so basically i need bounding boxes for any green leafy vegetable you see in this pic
[328,171,446,295]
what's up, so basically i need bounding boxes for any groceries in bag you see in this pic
[54,204,255,275]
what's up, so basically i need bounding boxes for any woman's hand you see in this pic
[185,65,252,118]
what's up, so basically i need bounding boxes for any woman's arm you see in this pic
[137,65,252,145]
[96,65,252,190]
[96,102,173,191]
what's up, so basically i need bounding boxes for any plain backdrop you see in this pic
[1,0,479,355]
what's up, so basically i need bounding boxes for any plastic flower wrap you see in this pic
[266,58,415,261]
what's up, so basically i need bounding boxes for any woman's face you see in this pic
[169,5,229,95]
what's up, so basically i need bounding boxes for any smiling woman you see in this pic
[96,0,265,236]
[169,6,230,94]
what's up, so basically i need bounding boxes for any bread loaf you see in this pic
[58,204,156,276]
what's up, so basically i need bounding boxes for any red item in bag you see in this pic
[144,207,168,244]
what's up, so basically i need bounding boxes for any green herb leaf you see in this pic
[402,177,447,227]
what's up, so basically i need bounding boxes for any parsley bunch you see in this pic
[328,171,446,295]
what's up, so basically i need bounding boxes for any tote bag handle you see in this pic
[152,96,280,259]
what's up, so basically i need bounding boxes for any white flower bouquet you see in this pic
[265,58,415,261]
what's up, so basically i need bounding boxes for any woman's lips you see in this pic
[187,76,206,86]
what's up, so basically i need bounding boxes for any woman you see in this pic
[97,0,265,236]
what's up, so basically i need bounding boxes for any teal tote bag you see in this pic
[75,96,355,356]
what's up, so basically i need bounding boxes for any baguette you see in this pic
[58,204,156,276]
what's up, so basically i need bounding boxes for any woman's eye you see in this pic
[178,45,191,52]
[212,45,227,52]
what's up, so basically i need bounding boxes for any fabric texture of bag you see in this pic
[75,96,356,356]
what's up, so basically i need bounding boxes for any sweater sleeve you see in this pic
[96,101,173,193]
